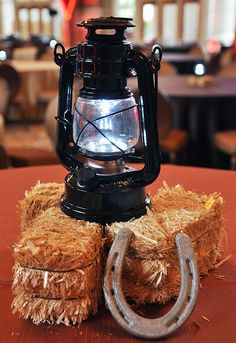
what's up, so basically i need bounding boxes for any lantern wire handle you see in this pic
[103,228,199,340]
[54,43,66,66]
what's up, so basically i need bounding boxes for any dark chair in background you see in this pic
[0,113,9,169]
[0,63,25,121]
[214,130,236,170]
[0,64,21,117]
[0,74,11,117]
[157,92,188,163]
[0,146,9,169]
[213,46,236,170]
[0,66,12,168]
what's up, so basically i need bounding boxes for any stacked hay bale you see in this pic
[12,181,225,325]
[18,182,64,229]
[106,183,224,304]
[12,183,103,326]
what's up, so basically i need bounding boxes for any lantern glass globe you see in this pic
[73,96,140,157]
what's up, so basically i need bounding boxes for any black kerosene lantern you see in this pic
[54,17,161,223]
[54,17,198,340]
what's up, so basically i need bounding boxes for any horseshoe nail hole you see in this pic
[111,288,115,296]
[189,272,193,278]
[111,265,115,272]
[175,316,180,322]
[187,295,191,302]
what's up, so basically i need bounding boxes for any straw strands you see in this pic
[12,181,225,324]
[13,207,103,271]
[12,184,104,325]
[106,183,224,304]
[12,288,99,326]
[18,182,64,230]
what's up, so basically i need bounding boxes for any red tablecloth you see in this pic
[0,164,236,343]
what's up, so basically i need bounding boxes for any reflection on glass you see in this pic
[73,97,140,156]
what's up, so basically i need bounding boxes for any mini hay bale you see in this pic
[106,183,224,304]
[18,182,64,230]
[12,206,104,325]
[13,207,103,271]
[12,286,99,326]
[12,258,101,298]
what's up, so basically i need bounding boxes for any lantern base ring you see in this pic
[61,173,149,224]
[103,229,199,340]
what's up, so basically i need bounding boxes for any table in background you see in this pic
[9,60,59,73]
[159,75,236,167]
[0,164,236,343]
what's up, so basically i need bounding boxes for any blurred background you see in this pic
[0,0,236,170]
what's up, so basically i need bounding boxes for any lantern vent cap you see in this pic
[77,16,135,28]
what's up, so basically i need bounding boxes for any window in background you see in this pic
[14,1,58,39]
[114,0,236,46]
[210,0,236,46]
[31,8,40,35]
[115,0,135,18]
[18,8,29,38]
[143,3,157,43]
[114,0,136,39]
[162,3,178,44]
[0,0,62,40]
[183,2,199,43]
[41,8,51,37]
[0,0,15,37]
